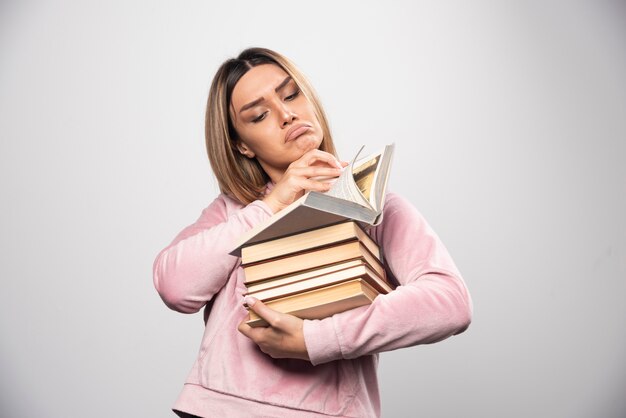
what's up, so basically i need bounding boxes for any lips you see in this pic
[285,123,312,142]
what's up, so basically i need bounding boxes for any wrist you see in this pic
[262,195,283,214]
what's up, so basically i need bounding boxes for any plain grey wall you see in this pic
[1,1,624,417]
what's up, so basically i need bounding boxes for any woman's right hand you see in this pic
[262,149,348,214]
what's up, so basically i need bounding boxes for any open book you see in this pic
[229,143,395,256]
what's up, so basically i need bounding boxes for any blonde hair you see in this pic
[205,47,337,205]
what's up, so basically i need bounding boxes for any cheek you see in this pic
[307,107,323,133]
[249,130,289,160]
[238,125,270,150]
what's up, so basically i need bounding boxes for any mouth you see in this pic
[285,123,312,142]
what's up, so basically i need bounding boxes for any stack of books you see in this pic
[231,143,396,327]
[241,220,395,327]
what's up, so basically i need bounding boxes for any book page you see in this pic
[369,143,395,213]
[352,154,381,204]
[323,145,372,209]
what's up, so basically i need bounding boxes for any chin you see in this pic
[292,135,322,153]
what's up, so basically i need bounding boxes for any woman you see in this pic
[153,47,473,418]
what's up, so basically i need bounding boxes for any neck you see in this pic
[258,162,285,185]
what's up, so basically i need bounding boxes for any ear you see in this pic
[236,141,255,158]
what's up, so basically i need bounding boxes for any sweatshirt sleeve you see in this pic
[153,195,274,314]
[302,192,473,365]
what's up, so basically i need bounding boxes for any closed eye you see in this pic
[252,112,267,123]
[285,88,300,101]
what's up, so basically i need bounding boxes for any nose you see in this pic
[278,102,297,127]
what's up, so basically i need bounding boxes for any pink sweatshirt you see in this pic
[153,183,472,417]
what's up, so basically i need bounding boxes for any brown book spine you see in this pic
[243,240,385,284]
[241,221,380,265]
[246,279,380,327]
[247,263,392,302]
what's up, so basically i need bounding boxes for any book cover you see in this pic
[246,278,380,327]
[246,262,392,302]
[241,220,380,265]
[242,240,385,284]
[244,259,366,294]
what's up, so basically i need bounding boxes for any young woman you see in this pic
[153,47,473,418]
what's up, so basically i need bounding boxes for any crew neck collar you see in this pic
[264,181,275,195]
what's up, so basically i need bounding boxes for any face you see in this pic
[229,64,324,181]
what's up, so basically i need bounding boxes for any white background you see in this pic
[1,1,625,417]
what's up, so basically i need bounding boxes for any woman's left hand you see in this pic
[237,296,310,361]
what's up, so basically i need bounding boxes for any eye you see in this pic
[285,88,300,101]
[252,112,267,123]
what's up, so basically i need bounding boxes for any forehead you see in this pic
[231,64,290,110]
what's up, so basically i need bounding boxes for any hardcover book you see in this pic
[246,262,392,303]
[241,221,379,265]
[246,278,380,327]
[242,240,384,284]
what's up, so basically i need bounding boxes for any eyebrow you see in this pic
[238,76,293,113]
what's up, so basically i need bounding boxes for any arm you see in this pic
[302,192,473,365]
[153,195,274,314]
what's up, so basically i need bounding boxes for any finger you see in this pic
[288,165,343,179]
[308,174,341,182]
[237,319,254,338]
[306,151,342,169]
[293,149,342,169]
[301,178,335,192]
[244,296,283,328]
[282,170,338,189]
[237,316,268,341]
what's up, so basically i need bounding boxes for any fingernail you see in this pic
[244,296,258,307]
[334,160,342,169]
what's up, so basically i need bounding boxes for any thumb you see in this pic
[244,296,281,328]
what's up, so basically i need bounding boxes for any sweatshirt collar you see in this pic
[264,181,275,195]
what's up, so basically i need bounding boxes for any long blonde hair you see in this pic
[205,47,337,205]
